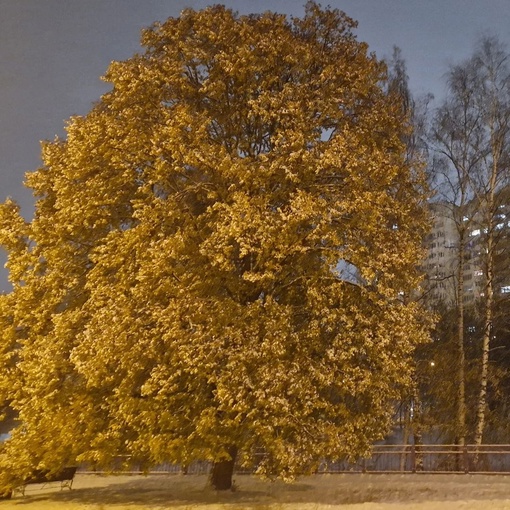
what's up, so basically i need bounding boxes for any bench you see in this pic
[14,466,77,496]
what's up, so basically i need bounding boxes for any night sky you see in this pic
[1,0,509,289]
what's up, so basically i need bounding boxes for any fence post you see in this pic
[463,445,469,474]
[411,443,416,473]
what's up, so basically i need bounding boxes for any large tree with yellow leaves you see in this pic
[0,2,429,490]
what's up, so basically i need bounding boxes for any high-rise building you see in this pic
[422,192,510,308]
[422,202,459,306]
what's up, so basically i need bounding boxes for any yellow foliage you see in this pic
[0,1,430,485]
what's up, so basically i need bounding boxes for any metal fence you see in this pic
[318,444,510,474]
[78,445,510,475]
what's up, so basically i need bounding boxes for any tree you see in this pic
[386,46,431,467]
[468,37,510,449]
[429,36,510,452]
[0,2,430,490]
[428,56,487,451]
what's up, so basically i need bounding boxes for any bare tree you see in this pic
[429,54,486,451]
[429,36,510,453]
[468,37,510,448]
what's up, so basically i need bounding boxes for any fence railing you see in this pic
[78,445,510,476]
[321,444,510,474]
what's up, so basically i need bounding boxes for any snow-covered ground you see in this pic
[5,472,510,509]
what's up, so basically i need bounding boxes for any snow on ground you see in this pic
[4,472,510,509]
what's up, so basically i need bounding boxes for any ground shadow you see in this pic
[10,473,510,508]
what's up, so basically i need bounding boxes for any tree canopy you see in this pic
[0,2,429,489]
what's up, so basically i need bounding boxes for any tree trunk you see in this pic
[474,160,498,452]
[413,393,424,472]
[474,253,493,450]
[474,97,503,449]
[456,234,467,450]
[210,446,237,491]
[400,402,410,472]
[454,232,467,472]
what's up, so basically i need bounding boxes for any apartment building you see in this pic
[423,196,510,308]
[422,202,459,306]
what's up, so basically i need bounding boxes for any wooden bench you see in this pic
[14,466,77,496]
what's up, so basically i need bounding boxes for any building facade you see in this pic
[422,197,510,308]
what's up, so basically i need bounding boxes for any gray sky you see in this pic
[0,0,510,288]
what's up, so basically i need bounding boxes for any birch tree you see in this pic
[0,2,429,491]
[468,37,510,448]
[429,36,510,450]
[429,59,484,450]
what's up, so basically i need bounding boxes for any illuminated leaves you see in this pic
[0,2,429,482]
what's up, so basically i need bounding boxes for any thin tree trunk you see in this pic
[413,392,424,472]
[400,403,410,472]
[474,161,498,451]
[455,233,467,472]
[474,245,493,449]
[210,445,237,491]
[456,235,467,448]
